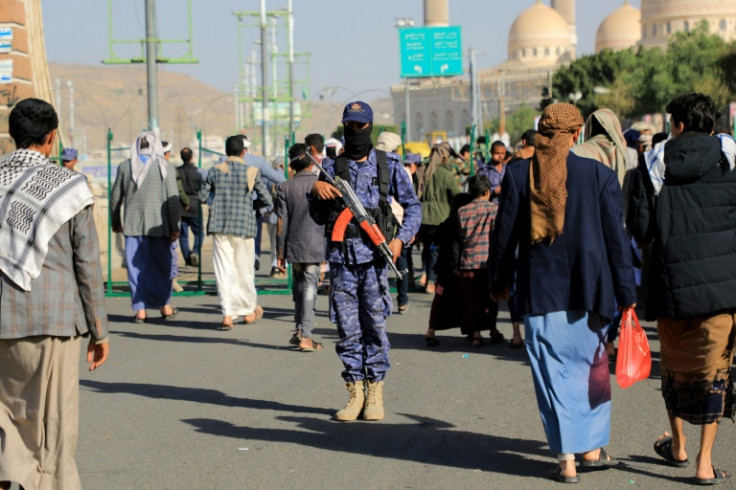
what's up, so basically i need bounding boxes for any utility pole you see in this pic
[405,79,411,142]
[287,0,295,137]
[469,48,479,138]
[260,0,269,157]
[55,78,62,134]
[270,15,278,156]
[145,0,159,133]
[67,81,75,144]
[234,4,308,154]
[234,85,240,131]
[499,71,506,136]
[104,0,197,139]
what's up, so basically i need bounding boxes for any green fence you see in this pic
[103,129,295,297]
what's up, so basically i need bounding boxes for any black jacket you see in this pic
[177,162,203,219]
[628,132,736,319]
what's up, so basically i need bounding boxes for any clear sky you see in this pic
[42,0,641,103]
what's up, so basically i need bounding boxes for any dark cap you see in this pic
[403,153,422,165]
[341,101,373,124]
[61,148,78,161]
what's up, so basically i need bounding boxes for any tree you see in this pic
[542,24,736,121]
[541,48,638,117]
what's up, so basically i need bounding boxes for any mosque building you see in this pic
[393,0,736,143]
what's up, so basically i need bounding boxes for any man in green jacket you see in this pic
[417,142,461,293]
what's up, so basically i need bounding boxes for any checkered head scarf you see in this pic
[529,103,583,244]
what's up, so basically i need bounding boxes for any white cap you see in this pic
[325,137,343,153]
[240,135,252,148]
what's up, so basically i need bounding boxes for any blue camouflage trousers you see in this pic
[329,261,392,382]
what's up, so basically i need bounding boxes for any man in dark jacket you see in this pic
[628,93,735,484]
[276,144,326,351]
[177,147,203,266]
[489,103,636,483]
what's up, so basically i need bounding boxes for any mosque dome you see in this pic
[508,0,572,65]
[595,1,641,53]
[640,0,736,48]
[641,0,736,21]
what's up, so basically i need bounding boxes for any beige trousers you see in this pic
[212,234,257,318]
[0,336,81,490]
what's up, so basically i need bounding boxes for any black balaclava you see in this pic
[343,123,373,161]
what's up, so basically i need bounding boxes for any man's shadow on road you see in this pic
[182,413,554,479]
[80,380,334,416]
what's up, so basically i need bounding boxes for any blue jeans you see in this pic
[255,215,264,261]
[292,263,320,339]
[396,247,410,307]
[179,215,203,262]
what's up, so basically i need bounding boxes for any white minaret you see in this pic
[424,0,449,26]
[551,0,577,58]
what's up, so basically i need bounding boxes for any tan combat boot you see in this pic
[335,381,365,421]
[363,380,384,421]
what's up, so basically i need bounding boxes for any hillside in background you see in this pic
[48,63,394,158]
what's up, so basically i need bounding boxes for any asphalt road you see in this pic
[77,264,736,489]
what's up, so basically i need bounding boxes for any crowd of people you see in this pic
[1,91,736,487]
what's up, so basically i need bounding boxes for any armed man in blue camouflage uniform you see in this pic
[311,101,422,421]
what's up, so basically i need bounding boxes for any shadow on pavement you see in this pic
[111,330,250,345]
[387,331,531,365]
[80,380,334,416]
[181,413,554,479]
[618,455,693,485]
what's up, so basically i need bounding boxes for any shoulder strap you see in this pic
[375,149,389,205]
[334,155,350,183]
[333,151,389,204]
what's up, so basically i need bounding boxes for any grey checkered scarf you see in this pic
[0,149,94,291]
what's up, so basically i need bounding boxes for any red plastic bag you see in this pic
[615,307,652,389]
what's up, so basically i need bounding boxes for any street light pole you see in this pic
[396,17,414,143]
[145,0,160,133]
[287,0,295,138]
[260,0,269,157]
[67,80,75,145]
[470,48,478,139]
[404,79,411,142]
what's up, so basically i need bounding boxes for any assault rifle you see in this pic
[304,152,403,279]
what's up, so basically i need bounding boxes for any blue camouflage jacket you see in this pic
[318,149,422,265]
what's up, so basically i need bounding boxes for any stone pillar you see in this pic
[0,0,56,155]
[551,0,577,58]
[424,0,449,27]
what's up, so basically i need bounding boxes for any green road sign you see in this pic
[399,26,463,78]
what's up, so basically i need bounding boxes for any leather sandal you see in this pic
[695,467,731,485]
[299,338,323,352]
[244,305,264,324]
[579,448,618,469]
[653,436,689,468]
[550,466,579,484]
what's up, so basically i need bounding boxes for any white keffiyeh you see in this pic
[130,131,167,188]
[0,149,94,291]
[645,134,736,195]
